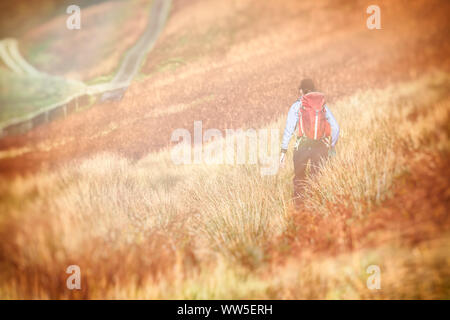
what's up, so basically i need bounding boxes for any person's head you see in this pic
[299,78,315,96]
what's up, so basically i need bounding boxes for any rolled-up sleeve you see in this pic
[324,105,339,147]
[281,101,300,152]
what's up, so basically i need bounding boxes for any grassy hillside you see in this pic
[0,72,448,299]
[0,0,114,38]
[0,0,152,128]
[21,0,152,81]
[0,68,86,126]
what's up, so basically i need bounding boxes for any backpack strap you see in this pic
[313,109,319,140]
[299,106,305,137]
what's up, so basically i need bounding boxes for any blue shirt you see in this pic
[281,100,339,151]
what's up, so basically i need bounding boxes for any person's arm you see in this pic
[324,105,339,147]
[281,101,300,153]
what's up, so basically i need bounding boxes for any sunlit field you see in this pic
[0,0,449,299]
[1,73,448,299]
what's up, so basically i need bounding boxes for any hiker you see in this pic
[279,78,339,204]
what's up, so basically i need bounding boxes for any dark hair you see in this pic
[300,78,315,94]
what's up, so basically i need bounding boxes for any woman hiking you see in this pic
[279,78,340,206]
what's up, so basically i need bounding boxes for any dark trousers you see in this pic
[292,139,329,204]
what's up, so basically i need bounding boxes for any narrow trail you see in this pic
[0,0,172,131]
[89,0,172,97]
[269,152,450,267]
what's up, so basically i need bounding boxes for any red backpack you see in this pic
[298,92,331,140]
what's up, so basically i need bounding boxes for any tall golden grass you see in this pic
[304,73,450,215]
[0,72,449,299]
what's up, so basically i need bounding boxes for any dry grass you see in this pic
[0,73,449,299]
[303,73,450,215]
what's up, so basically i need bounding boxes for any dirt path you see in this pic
[89,0,172,96]
[0,0,449,177]
[275,152,450,261]
[0,0,171,132]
